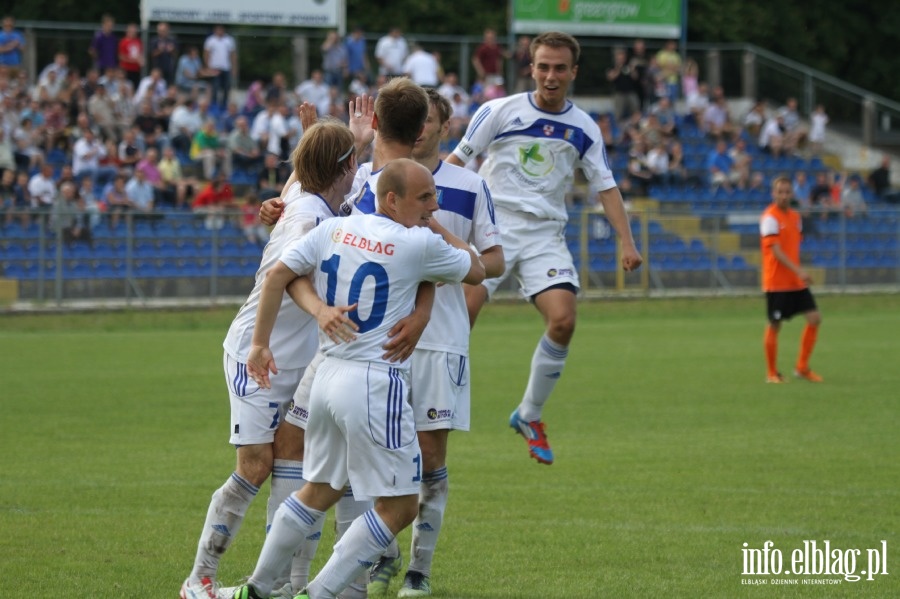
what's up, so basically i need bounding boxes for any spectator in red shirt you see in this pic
[118,23,144,91]
[472,28,507,87]
[192,171,234,230]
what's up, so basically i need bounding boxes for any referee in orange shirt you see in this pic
[759,176,823,383]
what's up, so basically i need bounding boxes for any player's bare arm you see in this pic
[286,274,359,344]
[771,242,813,285]
[445,154,464,168]
[477,245,505,279]
[597,187,643,271]
[247,261,300,388]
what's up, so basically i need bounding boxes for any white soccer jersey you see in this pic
[346,161,377,215]
[345,160,501,353]
[278,214,472,367]
[223,182,339,369]
[451,92,617,222]
[418,160,500,353]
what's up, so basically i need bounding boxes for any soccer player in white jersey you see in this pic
[252,80,431,598]
[180,120,360,599]
[232,158,485,599]
[364,89,504,598]
[447,31,643,465]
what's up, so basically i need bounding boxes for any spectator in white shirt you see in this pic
[402,43,440,87]
[27,163,57,217]
[374,27,409,77]
[295,70,332,118]
[250,99,289,159]
[72,128,117,191]
[133,67,168,109]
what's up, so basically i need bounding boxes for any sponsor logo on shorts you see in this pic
[289,404,309,420]
[547,268,574,278]
[427,408,452,420]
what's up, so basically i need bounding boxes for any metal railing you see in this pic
[3,206,899,304]
[568,205,900,294]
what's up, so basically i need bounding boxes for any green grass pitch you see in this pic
[1,294,898,597]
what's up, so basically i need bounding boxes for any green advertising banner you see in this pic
[512,0,681,38]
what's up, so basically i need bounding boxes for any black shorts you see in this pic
[766,289,817,323]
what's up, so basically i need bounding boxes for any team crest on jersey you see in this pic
[543,124,555,136]
[518,142,555,177]
[436,188,444,207]
[331,228,343,243]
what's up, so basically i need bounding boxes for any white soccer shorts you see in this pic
[303,357,422,502]
[481,206,580,299]
[224,352,304,446]
[284,351,325,430]
[411,348,470,432]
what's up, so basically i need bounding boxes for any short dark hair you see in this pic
[425,88,451,125]
[374,77,429,146]
[530,31,580,65]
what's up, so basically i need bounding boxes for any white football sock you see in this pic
[306,509,394,599]
[190,472,259,579]
[334,487,373,597]
[519,334,568,421]
[408,467,448,577]
[248,495,325,597]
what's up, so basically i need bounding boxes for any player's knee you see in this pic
[394,497,419,530]
[807,311,822,326]
[235,446,274,486]
[273,424,305,461]
[375,495,419,534]
[547,313,576,344]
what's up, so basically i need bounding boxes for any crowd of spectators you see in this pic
[0,18,540,244]
[595,37,895,219]
[1,18,896,250]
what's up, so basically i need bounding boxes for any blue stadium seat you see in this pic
[94,261,125,278]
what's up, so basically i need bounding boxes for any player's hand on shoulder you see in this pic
[260,198,285,226]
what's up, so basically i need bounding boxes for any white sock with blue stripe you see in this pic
[333,487,374,596]
[408,467,449,576]
[519,333,568,421]
[190,472,259,579]
[268,459,305,532]
[249,495,325,597]
[307,509,394,598]
[267,459,306,588]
